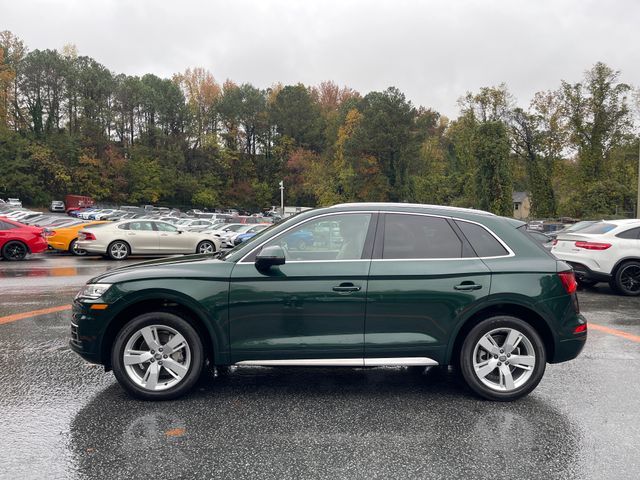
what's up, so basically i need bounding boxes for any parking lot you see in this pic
[0,254,638,479]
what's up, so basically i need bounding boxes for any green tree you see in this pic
[475,121,513,215]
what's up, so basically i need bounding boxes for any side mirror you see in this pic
[177,230,183,234]
[255,245,286,271]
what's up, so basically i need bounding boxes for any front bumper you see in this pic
[69,299,110,364]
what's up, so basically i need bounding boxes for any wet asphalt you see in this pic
[0,255,638,480]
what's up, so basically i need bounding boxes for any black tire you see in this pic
[613,261,640,296]
[111,312,204,400]
[2,241,28,261]
[196,240,216,254]
[107,240,130,260]
[69,239,87,256]
[459,316,546,401]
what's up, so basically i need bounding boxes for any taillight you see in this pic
[573,323,587,334]
[552,239,558,246]
[558,270,577,295]
[574,241,611,250]
[80,232,96,241]
[44,230,55,237]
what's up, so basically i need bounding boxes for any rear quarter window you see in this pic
[455,220,509,257]
[616,227,640,239]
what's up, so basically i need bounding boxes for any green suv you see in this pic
[70,203,587,401]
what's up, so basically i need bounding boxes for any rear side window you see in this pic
[455,220,509,257]
[383,214,462,259]
[0,221,17,230]
[617,227,640,239]
[578,223,616,234]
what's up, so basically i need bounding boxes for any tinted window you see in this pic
[578,223,616,234]
[456,220,509,257]
[383,214,462,259]
[617,227,640,239]
[0,221,17,230]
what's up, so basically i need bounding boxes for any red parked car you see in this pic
[0,217,49,261]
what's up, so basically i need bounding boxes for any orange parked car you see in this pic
[46,221,107,256]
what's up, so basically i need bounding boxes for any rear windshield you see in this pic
[577,223,616,235]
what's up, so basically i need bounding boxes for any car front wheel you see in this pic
[460,316,546,401]
[111,312,204,400]
[69,239,87,256]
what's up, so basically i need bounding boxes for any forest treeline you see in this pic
[0,30,638,218]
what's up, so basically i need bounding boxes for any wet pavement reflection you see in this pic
[0,255,639,479]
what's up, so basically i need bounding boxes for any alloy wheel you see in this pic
[619,265,640,294]
[4,242,27,261]
[472,327,536,392]
[198,241,215,254]
[123,324,192,391]
[110,242,129,260]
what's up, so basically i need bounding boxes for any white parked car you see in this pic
[76,220,222,260]
[551,219,640,295]
[7,198,22,208]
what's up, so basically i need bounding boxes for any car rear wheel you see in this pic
[108,240,130,260]
[69,239,87,256]
[111,312,204,400]
[2,241,28,261]
[613,261,640,296]
[196,240,216,254]
[460,316,546,401]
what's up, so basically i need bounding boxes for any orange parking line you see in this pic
[0,305,72,325]
[590,323,640,344]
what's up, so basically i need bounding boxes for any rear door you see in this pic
[365,213,492,362]
[123,221,159,253]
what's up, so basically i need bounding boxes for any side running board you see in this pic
[235,357,438,367]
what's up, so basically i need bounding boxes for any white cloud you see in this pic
[2,0,638,116]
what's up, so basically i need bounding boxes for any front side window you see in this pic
[155,222,178,232]
[383,214,462,259]
[261,213,372,261]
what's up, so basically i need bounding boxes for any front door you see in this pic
[228,212,376,362]
[155,222,191,253]
[365,213,492,362]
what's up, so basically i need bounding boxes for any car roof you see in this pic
[329,202,495,216]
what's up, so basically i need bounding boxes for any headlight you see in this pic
[76,283,112,300]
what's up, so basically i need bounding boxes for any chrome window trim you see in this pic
[237,210,514,264]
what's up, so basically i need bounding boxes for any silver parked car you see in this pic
[76,220,222,260]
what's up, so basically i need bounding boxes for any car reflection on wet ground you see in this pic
[0,256,638,479]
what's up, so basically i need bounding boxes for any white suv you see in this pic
[551,219,640,295]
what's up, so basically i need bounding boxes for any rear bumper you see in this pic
[30,237,50,254]
[551,332,587,363]
[566,261,611,283]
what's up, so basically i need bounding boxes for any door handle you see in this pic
[332,283,361,293]
[454,282,482,291]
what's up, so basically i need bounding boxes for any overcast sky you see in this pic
[2,0,638,117]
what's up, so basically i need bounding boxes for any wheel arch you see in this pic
[611,257,640,277]
[100,293,223,369]
[447,302,556,366]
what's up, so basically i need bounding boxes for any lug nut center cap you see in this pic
[499,355,507,362]
[154,353,162,360]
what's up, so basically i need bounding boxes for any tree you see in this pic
[475,121,513,215]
